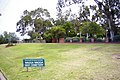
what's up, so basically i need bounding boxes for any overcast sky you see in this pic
[0,0,96,39]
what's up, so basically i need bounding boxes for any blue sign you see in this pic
[23,58,45,67]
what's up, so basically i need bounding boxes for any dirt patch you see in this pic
[5,44,16,48]
[112,54,120,59]
[90,47,102,51]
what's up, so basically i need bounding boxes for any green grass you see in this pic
[0,43,120,80]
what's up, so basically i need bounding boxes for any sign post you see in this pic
[23,58,45,71]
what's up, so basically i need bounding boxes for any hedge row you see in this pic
[65,37,80,42]
[64,37,106,42]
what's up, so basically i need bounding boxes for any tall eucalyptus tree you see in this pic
[16,8,52,39]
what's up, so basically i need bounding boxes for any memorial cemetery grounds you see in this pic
[0,43,120,80]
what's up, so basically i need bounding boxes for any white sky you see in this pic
[0,0,96,39]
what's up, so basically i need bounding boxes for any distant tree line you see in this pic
[16,0,120,42]
[0,31,19,44]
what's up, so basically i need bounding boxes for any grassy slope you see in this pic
[0,43,120,80]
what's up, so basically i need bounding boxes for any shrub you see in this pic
[86,38,91,42]
[72,37,80,42]
[68,30,77,37]
[82,37,86,42]
[95,38,104,42]
[65,37,72,42]
[113,35,120,42]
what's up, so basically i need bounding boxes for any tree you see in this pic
[28,31,40,40]
[64,9,71,21]
[9,32,19,43]
[80,22,104,38]
[53,18,65,26]
[16,8,52,38]
[89,22,105,37]
[3,31,9,43]
[55,8,73,26]
[78,5,90,22]
[51,26,66,41]
[16,14,32,36]
[43,30,53,43]
[71,19,81,33]
[54,10,66,26]
[44,26,66,43]
[63,21,72,37]
[0,31,19,44]
[68,29,77,37]
[57,0,86,12]
[57,0,120,42]
[0,35,4,44]
[57,0,91,38]
[94,0,120,41]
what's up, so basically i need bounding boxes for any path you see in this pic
[0,70,7,80]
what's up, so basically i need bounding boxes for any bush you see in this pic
[82,37,86,42]
[95,38,104,42]
[65,37,72,42]
[86,38,91,42]
[113,35,120,42]
[68,30,77,37]
[72,37,80,42]
[65,37,80,42]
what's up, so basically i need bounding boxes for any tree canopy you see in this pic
[80,22,104,37]
[15,0,120,42]
[57,0,120,42]
[16,8,52,36]
[43,26,66,42]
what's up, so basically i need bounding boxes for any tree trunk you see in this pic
[106,29,109,42]
[86,33,89,40]
[79,32,81,38]
[57,38,59,43]
[108,18,114,42]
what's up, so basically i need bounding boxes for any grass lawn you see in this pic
[0,43,120,80]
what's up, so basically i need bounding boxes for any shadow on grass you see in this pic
[20,67,44,73]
